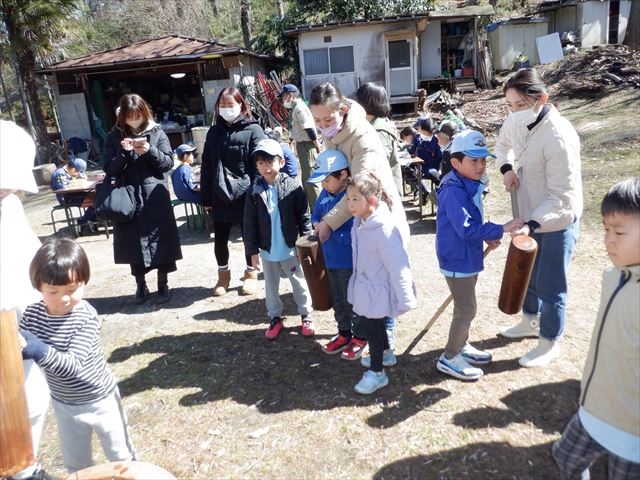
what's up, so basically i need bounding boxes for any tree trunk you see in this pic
[623,1,639,50]
[241,0,252,49]
[276,0,284,18]
[15,51,52,166]
[209,0,218,16]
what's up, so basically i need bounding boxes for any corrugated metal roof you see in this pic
[40,35,272,73]
[284,5,494,35]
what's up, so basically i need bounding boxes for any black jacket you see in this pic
[243,173,311,256]
[200,116,264,223]
[102,123,182,268]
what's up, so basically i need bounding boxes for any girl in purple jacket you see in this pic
[346,173,416,395]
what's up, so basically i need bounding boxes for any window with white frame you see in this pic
[303,46,355,75]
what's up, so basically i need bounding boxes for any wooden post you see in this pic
[0,310,34,477]
[295,235,332,311]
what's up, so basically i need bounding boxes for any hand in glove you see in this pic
[19,329,50,362]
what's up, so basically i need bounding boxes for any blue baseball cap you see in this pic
[450,129,496,158]
[277,84,299,98]
[176,143,197,157]
[307,149,349,183]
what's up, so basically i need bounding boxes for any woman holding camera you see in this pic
[102,93,182,305]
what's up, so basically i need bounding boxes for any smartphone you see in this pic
[133,137,146,147]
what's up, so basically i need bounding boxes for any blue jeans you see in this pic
[524,220,579,340]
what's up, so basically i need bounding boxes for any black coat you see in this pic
[102,123,182,268]
[200,116,264,223]
[243,173,311,256]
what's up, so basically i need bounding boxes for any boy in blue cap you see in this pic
[171,143,201,203]
[308,149,369,360]
[435,129,523,380]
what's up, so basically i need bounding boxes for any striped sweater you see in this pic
[20,299,116,405]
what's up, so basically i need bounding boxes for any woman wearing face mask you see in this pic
[494,68,583,368]
[103,94,182,305]
[200,86,264,297]
[309,82,408,245]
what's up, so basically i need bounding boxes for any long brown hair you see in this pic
[116,94,154,136]
[214,87,253,122]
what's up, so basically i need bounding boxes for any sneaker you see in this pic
[322,334,351,354]
[500,314,540,338]
[157,285,171,304]
[436,353,483,381]
[134,285,150,304]
[300,315,315,337]
[354,369,389,395]
[265,317,284,340]
[340,337,367,361]
[460,343,492,366]
[519,338,560,368]
[361,349,397,368]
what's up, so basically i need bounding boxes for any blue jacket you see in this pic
[408,136,442,172]
[280,142,299,179]
[171,163,201,203]
[310,189,353,269]
[436,170,503,274]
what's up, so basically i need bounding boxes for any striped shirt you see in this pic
[20,299,116,405]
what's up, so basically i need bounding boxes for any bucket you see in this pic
[190,127,209,164]
[462,66,474,76]
[454,69,462,78]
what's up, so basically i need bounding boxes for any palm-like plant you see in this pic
[0,0,80,163]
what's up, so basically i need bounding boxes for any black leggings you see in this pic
[362,317,389,372]
[213,220,252,268]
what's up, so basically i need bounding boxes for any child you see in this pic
[552,177,639,478]
[19,238,136,473]
[414,117,442,185]
[265,126,299,179]
[50,158,97,230]
[308,149,368,360]
[434,120,459,178]
[346,172,416,395]
[171,143,201,203]
[243,138,314,340]
[435,129,523,381]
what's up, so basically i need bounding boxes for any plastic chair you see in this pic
[171,199,206,231]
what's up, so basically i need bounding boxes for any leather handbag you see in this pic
[94,176,136,223]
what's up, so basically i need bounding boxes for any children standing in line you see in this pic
[171,143,201,203]
[346,172,416,395]
[243,139,314,340]
[308,149,367,359]
[553,177,639,479]
[435,130,523,381]
[19,238,136,473]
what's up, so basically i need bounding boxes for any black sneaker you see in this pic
[157,285,171,304]
[134,285,150,304]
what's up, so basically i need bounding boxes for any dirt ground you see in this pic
[21,47,640,480]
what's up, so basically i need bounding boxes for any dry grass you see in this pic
[26,87,640,480]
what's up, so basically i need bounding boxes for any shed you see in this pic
[487,17,550,71]
[284,5,494,109]
[37,35,280,155]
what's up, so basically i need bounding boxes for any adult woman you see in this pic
[495,68,583,368]
[309,82,407,244]
[103,94,182,304]
[355,82,403,195]
[200,87,264,297]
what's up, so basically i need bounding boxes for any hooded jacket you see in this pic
[103,122,182,267]
[348,202,416,319]
[436,170,503,274]
[494,105,583,233]
[370,116,402,195]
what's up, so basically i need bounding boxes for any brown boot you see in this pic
[212,270,231,297]
[240,269,258,296]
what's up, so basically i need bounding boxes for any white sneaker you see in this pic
[519,338,561,368]
[436,353,483,381]
[460,343,492,366]
[500,313,540,338]
[361,349,397,368]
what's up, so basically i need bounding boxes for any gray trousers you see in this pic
[295,140,320,208]
[262,256,313,319]
[444,275,478,358]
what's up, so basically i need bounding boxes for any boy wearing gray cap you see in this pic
[243,139,314,340]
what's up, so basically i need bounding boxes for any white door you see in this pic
[386,39,414,97]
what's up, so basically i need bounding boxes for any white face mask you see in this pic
[126,118,145,130]
[283,99,294,109]
[219,105,241,123]
[508,100,539,127]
